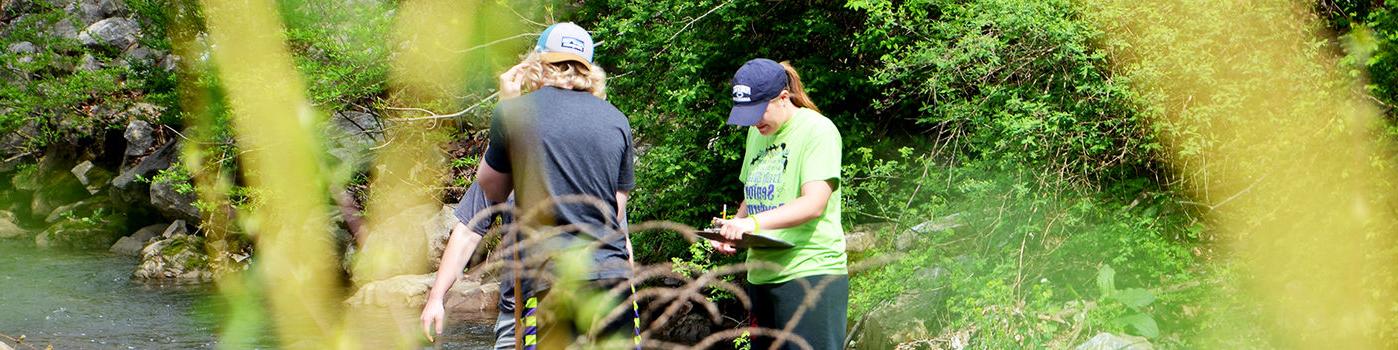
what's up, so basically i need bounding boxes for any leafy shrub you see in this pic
[845,160,1202,347]
[847,0,1157,186]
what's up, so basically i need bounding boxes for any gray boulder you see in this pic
[49,18,81,41]
[126,102,162,119]
[67,0,127,26]
[79,17,138,49]
[112,140,177,204]
[425,204,460,270]
[109,223,169,256]
[156,53,179,72]
[5,42,36,70]
[123,120,154,156]
[909,213,963,234]
[71,160,96,184]
[344,273,500,323]
[150,179,200,222]
[1074,333,1153,350]
[326,111,383,169]
[844,224,883,255]
[848,266,952,349]
[36,210,128,249]
[108,237,148,257]
[78,53,101,71]
[114,140,177,188]
[161,219,188,237]
[44,200,93,223]
[2,0,38,15]
[898,213,963,251]
[70,160,111,194]
[334,110,381,136]
[125,46,159,65]
[134,222,212,283]
[0,210,25,239]
[0,121,37,169]
[6,41,36,55]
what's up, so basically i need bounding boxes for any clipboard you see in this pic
[696,229,795,249]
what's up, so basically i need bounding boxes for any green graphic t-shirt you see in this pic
[739,107,848,284]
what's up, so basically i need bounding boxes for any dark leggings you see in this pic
[748,274,849,350]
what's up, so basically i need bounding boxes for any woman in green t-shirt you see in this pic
[713,58,848,350]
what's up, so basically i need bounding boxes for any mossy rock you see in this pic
[0,210,27,238]
[132,230,249,283]
[36,208,127,249]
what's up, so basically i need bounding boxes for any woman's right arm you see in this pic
[421,222,483,342]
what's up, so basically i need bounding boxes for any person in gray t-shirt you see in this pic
[476,22,639,348]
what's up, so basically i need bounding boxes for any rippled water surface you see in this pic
[0,238,494,349]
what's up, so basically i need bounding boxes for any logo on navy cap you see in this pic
[733,85,752,102]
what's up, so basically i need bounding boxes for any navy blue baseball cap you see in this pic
[728,58,788,126]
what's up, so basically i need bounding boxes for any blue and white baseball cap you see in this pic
[727,58,787,126]
[535,22,594,66]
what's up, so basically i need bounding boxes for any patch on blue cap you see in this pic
[733,85,753,103]
[560,37,585,53]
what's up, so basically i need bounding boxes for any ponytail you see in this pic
[779,61,820,113]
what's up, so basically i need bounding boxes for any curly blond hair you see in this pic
[519,52,607,99]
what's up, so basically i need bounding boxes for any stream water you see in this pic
[0,238,495,349]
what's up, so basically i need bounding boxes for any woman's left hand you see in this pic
[716,217,757,241]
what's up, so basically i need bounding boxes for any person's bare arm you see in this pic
[615,190,630,226]
[420,222,483,342]
[616,190,634,265]
[716,180,835,240]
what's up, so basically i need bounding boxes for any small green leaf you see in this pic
[1096,265,1116,296]
[1111,288,1156,309]
[1113,313,1160,338]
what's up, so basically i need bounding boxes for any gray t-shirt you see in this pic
[483,86,635,281]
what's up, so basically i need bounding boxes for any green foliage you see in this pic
[732,330,751,350]
[60,207,109,229]
[153,162,196,194]
[43,206,130,250]
[1,0,1390,346]
[847,0,1155,184]
[846,162,1200,347]
[1319,0,1398,125]
[277,0,393,111]
[668,240,741,302]
[0,0,177,152]
[1097,265,1160,338]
